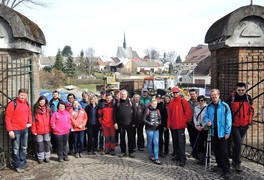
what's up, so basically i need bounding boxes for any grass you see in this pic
[77,84,97,92]
[93,72,103,79]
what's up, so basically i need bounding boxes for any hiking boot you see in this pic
[75,153,79,158]
[129,153,135,158]
[119,153,127,158]
[164,151,169,156]
[16,167,25,173]
[38,159,44,164]
[138,148,144,151]
[79,153,84,158]
[22,163,30,171]
[64,156,69,161]
[44,158,50,163]
[58,158,63,162]
[154,159,162,165]
[232,161,242,172]
[179,161,186,167]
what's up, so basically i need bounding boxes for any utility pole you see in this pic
[251,0,253,5]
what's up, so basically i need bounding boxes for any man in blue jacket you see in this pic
[204,89,232,179]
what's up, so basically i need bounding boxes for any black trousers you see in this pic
[171,129,186,162]
[87,124,99,152]
[231,126,248,165]
[119,124,135,154]
[187,123,198,148]
[159,126,169,153]
[55,133,69,160]
[212,136,230,173]
[134,124,145,149]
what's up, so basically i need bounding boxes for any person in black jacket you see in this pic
[132,94,146,151]
[85,95,99,155]
[144,98,161,165]
[157,94,171,157]
[114,89,135,158]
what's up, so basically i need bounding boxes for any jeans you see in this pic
[146,129,159,160]
[55,133,69,160]
[35,133,51,160]
[232,126,248,164]
[12,128,28,168]
[72,131,85,154]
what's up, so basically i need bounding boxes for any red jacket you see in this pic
[5,98,32,132]
[69,108,87,131]
[31,107,51,135]
[167,97,192,129]
[98,102,114,128]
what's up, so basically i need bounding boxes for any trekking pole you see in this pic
[205,128,211,171]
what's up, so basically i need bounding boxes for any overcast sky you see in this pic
[16,0,264,59]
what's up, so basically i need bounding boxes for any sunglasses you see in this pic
[237,89,245,92]
[198,100,204,102]
[173,92,179,94]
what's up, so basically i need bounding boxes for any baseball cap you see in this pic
[172,87,180,93]
[142,87,148,92]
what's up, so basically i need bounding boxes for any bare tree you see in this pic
[144,48,160,60]
[1,0,49,9]
[78,48,97,76]
[166,51,177,63]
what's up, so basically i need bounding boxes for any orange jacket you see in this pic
[69,108,87,131]
[167,97,192,129]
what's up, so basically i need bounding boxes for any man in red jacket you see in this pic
[5,88,32,173]
[167,87,192,167]
[226,82,253,172]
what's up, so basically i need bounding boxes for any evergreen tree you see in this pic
[176,55,182,63]
[169,63,174,74]
[54,49,64,71]
[62,45,73,57]
[64,56,76,77]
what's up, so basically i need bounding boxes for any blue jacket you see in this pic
[204,100,232,138]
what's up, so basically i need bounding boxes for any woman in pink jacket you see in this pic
[69,100,87,158]
[32,96,51,164]
[50,101,71,162]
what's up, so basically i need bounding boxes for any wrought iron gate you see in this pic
[216,55,264,165]
[0,53,33,167]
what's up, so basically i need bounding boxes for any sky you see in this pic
[15,0,264,59]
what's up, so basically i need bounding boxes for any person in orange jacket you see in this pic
[98,93,116,156]
[69,99,87,158]
[167,87,192,167]
[32,96,51,164]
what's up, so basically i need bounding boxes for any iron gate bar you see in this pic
[216,55,264,166]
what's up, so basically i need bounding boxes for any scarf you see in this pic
[38,105,47,114]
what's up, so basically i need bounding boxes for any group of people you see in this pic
[5,82,253,179]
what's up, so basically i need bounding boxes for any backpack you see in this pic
[230,92,254,118]
[8,99,29,110]
[146,108,161,121]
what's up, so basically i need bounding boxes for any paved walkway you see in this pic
[1,142,263,180]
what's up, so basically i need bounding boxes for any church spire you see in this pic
[123,33,126,49]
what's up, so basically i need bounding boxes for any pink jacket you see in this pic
[50,110,71,135]
[69,108,87,131]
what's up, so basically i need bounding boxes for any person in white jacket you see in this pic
[193,95,208,165]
